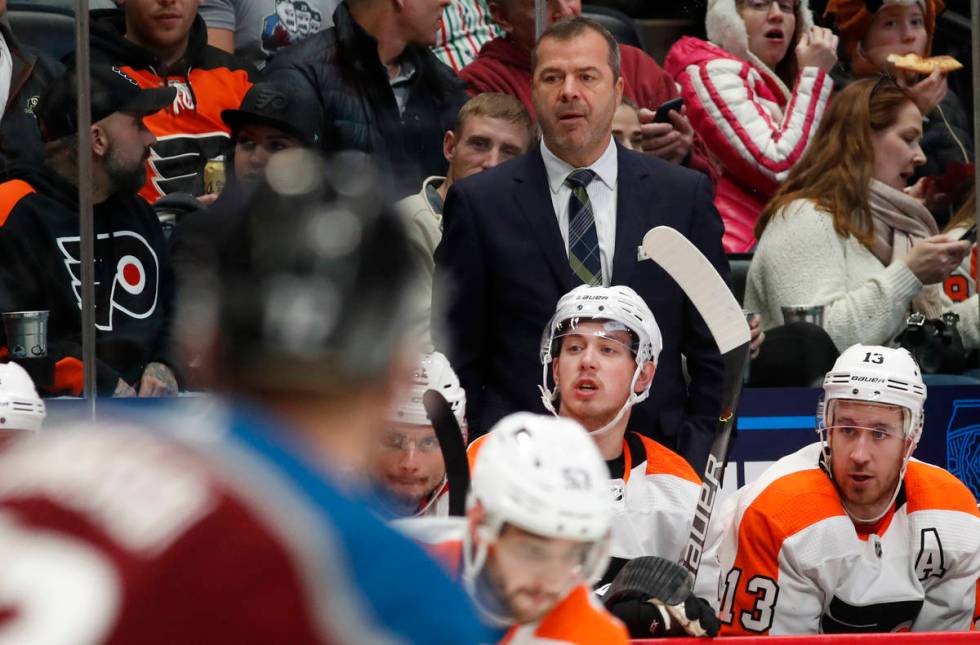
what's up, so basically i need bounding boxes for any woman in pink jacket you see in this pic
[665,0,838,252]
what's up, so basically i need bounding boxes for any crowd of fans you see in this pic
[0,0,973,400]
[0,0,976,641]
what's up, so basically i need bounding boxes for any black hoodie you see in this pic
[80,10,255,203]
[0,165,177,395]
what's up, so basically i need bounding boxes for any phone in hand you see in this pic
[653,97,684,124]
[958,224,977,243]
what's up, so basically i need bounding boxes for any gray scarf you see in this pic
[867,179,943,318]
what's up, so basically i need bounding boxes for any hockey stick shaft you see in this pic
[423,389,470,516]
[641,227,751,582]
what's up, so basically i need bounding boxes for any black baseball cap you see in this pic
[37,66,177,142]
[221,81,323,146]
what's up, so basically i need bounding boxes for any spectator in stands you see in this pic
[0,1,64,170]
[940,186,976,318]
[397,92,534,349]
[265,0,468,198]
[825,0,972,226]
[0,67,180,397]
[169,80,322,292]
[611,98,642,151]
[460,0,714,175]
[433,0,501,71]
[86,1,255,204]
[202,0,338,69]
[744,78,976,354]
[434,17,728,473]
[664,0,838,252]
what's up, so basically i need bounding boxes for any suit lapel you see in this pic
[611,146,651,285]
[512,148,578,293]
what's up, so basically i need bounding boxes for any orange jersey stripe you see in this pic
[722,468,844,635]
[0,179,36,226]
[904,461,980,517]
[636,434,702,485]
[501,585,629,644]
[467,434,488,472]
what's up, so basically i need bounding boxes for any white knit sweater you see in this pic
[744,198,978,350]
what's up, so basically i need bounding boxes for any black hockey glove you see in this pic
[603,556,720,638]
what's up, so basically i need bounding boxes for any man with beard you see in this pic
[433,17,728,473]
[0,66,181,397]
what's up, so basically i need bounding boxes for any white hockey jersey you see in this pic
[715,442,980,635]
[604,433,701,571]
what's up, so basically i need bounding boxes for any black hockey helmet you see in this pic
[176,148,420,395]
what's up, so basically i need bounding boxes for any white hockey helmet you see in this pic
[463,413,613,622]
[390,351,466,431]
[0,362,46,433]
[819,344,926,443]
[818,344,926,523]
[539,285,662,435]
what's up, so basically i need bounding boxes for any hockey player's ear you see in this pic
[634,362,655,395]
[467,502,489,541]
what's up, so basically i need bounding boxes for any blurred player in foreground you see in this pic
[371,351,466,518]
[715,344,980,634]
[0,150,487,644]
[404,412,630,643]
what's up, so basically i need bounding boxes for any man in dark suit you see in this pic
[433,16,728,472]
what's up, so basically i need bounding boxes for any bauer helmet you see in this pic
[0,362,45,433]
[390,351,466,431]
[462,413,613,625]
[539,285,662,434]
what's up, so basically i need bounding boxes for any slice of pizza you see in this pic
[886,53,963,74]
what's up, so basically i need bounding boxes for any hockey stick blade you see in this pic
[641,226,751,581]
[423,389,470,516]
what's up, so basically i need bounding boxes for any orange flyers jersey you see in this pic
[118,65,252,203]
[396,517,629,645]
[713,442,980,635]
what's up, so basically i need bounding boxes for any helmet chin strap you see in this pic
[539,363,649,439]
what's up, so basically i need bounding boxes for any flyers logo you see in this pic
[146,132,229,197]
[56,231,159,331]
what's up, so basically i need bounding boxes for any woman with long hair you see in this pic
[825,0,972,225]
[744,77,975,351]
[664,0,838,252]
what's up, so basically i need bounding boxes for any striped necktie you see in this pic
[565,168,601,286]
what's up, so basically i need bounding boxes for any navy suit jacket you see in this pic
[433,142,729,472]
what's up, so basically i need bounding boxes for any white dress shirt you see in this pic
[541,136,618,286]
[0,32,11,121]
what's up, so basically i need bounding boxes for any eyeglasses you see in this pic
[379,432,442,453]
[741,0,797,14]
[871,73,899,97]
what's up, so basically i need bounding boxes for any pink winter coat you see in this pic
[665,36,833,252]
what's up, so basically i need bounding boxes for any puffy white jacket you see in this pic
[664,0,833,252]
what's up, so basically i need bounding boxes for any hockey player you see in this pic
[371,350,466,518]
[716,344,980,634]
[0,150,488,644]
[405,412,630,644]
[465,285,719,636]
[0,361,45,438]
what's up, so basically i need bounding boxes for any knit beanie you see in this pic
[825,0,944,75]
